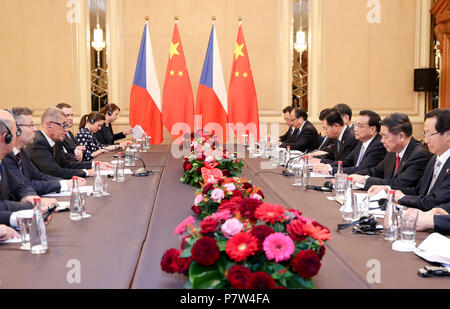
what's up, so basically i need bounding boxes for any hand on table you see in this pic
[367,185,389,196]
[313,163,331,175]
[0,225,20,241]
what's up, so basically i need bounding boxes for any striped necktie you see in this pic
[356,145,365,167]
[428,160,442,194]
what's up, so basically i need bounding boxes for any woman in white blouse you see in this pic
[76,112,119,161]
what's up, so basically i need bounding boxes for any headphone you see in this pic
[107,104,114,116]
[0,118,20,144]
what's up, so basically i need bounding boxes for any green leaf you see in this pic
[189,262,227,289]
[216,255,229,276]
[217,240,227,252]
[179,248,192,258]
[287,275,315,289]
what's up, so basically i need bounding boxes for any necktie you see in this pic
[428,160,442,194]
[52,145,56,158]
[16,153,23,173]
[0,162,4,184]
[356,145,365,167]
[394,155,401,176]
[337,140,341,152]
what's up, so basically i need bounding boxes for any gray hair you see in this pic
[41,107,66,125]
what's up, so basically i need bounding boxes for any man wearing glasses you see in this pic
[3,108,86,195]
[28,107,112,179]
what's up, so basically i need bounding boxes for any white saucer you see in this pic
[392,240,416,252]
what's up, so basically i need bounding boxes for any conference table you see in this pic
[0,145,448,289]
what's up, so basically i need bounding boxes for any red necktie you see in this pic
[394,155,401,175]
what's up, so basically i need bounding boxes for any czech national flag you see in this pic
[196,23,228,143]
[130,21,163,145]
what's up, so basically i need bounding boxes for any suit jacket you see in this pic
[330,134,386,175]
[27,131,92,179]
[94,123,126,146]
[280,127,294,143]
[320,126,358,164]
[60,130,78,162]
[398,155,450,211]
[0,162,35,226]
[281,121,320,152]
[357,138,431,190]
[434,213,450,235]
[3,150,62,196]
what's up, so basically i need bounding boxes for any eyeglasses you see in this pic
[423,132,440,139]
[354,124,369,129]
[50,121,69,129]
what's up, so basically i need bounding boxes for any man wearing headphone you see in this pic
[0,110,56,231]
[56,103,85,162]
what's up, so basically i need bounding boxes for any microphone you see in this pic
[120,154,155,177]
[337,216,378,231]
[305,185,333,193]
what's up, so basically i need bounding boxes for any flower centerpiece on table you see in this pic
[192,177,265,219]
[180,131,244,188]
[161,202,331,289]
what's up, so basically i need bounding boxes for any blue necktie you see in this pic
[0,162,5,184]
[356,145,365,167]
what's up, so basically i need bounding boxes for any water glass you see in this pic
[17,210,33,250]
[111,161,118,182]
[400,208,419,243]
[334,173,348,199]
[80,193,91,219]
[101,175,109,196]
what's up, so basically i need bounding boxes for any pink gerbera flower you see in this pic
[173,216,195,236]
[263,233,295,262]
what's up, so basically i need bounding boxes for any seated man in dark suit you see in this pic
[28,107,112,180]
[3,108,86,196]
[281,107,319,152]
[56,103,85,162]
[391,109,450,211]
[0,110,56,227]
[313,110,386,175]
[279,106,294,143]
[310,108,358,163]
[352,113,431,190]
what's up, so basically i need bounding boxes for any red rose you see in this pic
[186,163,192,171]
[222,169,231,177]
[200,218,218,234]
[227,265,251,289]
[191,205,201,215]
[238,198,263,220]
[247,271,276,289]
[286,219,307,242]
[291,250,321,278]
[161,248,181,274]
[191,236,220,266]
[250,225,275,251]
[196,167,202,174]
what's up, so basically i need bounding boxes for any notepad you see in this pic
[100,169,133,176]
[44,186,93,197]
[415,233,450,266]
[0,237,21,244]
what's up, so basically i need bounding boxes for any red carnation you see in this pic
[227,265,251,289]
[247,271,276,289]
[191,236,220,266]
[291,249,321,278]
[200,218,218,234]
[238,198,263,220]
[191,205,201,215]
[286,219,307,242]
[250,225,274,251]
[161,248,181,274]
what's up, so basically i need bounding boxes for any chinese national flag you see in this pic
[228,24,259,141]
[162,23,195,142]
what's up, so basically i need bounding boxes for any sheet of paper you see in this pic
[354,182,365,189]
[44,186,93,197]
[57,201,70,211]
[310,172,333,178]
[132,125,145,140]
[414,233,450,265]
[100,169,133,176]
[0,237,21,244]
